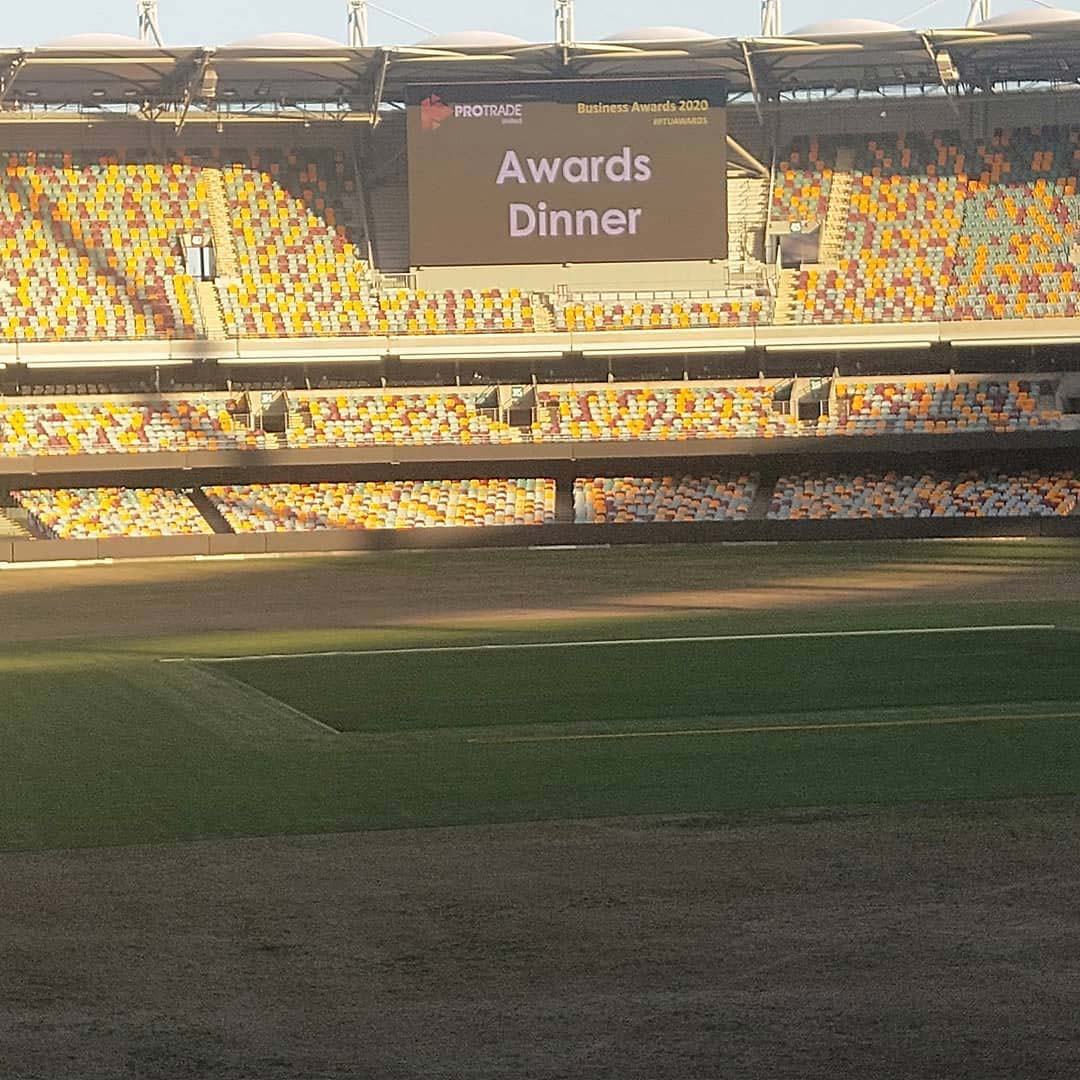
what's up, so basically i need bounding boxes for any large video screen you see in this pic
[406,79,727,267]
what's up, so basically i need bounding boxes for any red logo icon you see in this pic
[420,94,453,132]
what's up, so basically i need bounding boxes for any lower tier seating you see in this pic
[203,479,556,531]
[574,475,758,523]
[13,487,213,538]
[767,469,1080,519]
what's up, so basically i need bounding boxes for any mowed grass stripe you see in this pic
[468,709,1080,744]
[159,623,1057,664]
[3,666,1080,851]
[218,627,1078,735]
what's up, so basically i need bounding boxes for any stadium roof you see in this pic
[6,16,1080,115]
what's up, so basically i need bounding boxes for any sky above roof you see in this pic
[4,0,1072,47]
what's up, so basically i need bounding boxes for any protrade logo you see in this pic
[420,94,453,132]
[419,94,524,131]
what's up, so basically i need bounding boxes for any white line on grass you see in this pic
[203,664,342,736]
[158,623,1057,665]
[467,709,1080,745]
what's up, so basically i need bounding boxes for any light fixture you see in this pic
[951,336,1080,348]
[765,340,933,353]
[395,348,563,361]
[25,358,190,370]
[579,343,747,357]
[225,353,383,365]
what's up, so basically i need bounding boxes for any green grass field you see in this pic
[3,539,1080,852]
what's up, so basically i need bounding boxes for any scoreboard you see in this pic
[406,78,728,267]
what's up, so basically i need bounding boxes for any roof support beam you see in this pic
[727,134,769,177]
[740,40,765,125]
[0,54,26,108]
[370,48,389,124]
[555,0,575,65]
[348,0,369,48]
[966,0,990,28]
[175,50,212,133]
[137,0,163,47]
[920,33,960,115]
[761,0,781,38]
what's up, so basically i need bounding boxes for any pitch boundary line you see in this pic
[467,709,1080,745]
[158,623,1057,665]
[201,664,342,736]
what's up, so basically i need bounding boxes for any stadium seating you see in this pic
[2,376,1059,458]
[204,479,556,531]
[792,132,966,324]
[286,389,523,448]
[784,127,1080,325]
[218,148,378,338]
[0,395,268,455]
[533,384,799,441]
[772,136,834,225]
[216,149,545,338]
[574,475,758,523]
[767,469,1080,519]
[947,128,1080,320]
[13,487,213,537]
[5,129,1080,346]
[0,153,205,340]
[375,288,538,334]
[819,378,1062,436]
[556,289,768,331]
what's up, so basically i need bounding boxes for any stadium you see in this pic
[4,3,1080,1077]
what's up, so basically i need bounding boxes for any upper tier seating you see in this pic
[216,149,542,338]
[0,396,269,455]
[0,153,205,340]
[787,126,1080,325]
[533,385,798,441]
[947,128,1080,320]
[574,475,758,523]
[218,148,378,338]
[819,378,1061,436]
[768,469,1080,519]
[205,479,556,531]
[7,130,1080,344]
[13,487,213,537]
[771,136,833,224]
[376,288,537,334]
[794,132,966,324]
[557,289,768,331]
[286,390,523,448]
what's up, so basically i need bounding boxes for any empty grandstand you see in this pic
[767,469,1080,519]
[0,394,264,455]
[0,373,1072,470]
[574,475,759,523]
[0,20,1077,559]
[13,487,213,538]
[204,479,556,531]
